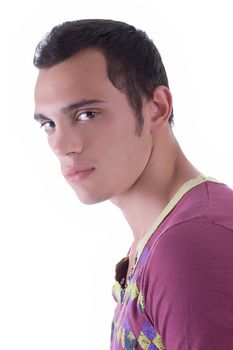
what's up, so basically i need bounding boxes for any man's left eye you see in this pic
[77,111,96,121]
[40,120,55,131]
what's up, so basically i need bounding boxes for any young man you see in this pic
[33,19,233,349]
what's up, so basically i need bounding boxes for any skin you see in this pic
[34,48,201,275]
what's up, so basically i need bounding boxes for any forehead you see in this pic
[34,49,114,109]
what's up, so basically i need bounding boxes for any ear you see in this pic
[148,86,173,132]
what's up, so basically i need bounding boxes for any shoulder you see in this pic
[144,217,233,282]
[160,180,233,234]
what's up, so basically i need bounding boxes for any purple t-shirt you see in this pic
[111,175,233,349]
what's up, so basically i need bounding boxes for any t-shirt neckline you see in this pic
[129,174,220,282]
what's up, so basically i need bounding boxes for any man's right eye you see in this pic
[40,120,55,131]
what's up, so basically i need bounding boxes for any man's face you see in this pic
[34,49,153,204]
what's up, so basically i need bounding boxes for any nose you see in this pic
[49,125,83,157]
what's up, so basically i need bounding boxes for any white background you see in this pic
[0,0,233,349]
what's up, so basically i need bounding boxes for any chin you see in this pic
[73,189,110,205]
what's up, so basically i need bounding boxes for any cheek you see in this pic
[47,135,58,156]
[99,129,152,181]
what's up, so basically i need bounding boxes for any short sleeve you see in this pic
[142,217,233,349]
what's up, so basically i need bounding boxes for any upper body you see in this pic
[111,175,233,349]
[33,19,232,349]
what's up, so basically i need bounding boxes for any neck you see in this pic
[111,126,201,247]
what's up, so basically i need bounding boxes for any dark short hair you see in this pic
[34,19,174,134]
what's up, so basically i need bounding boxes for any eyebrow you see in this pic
[34,99,105,121]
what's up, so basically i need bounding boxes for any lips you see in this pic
[63,167,95,183]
